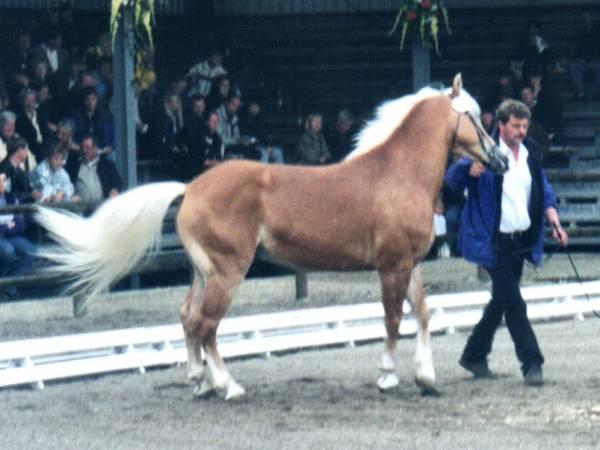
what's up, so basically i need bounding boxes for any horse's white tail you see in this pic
[35,182,187,299]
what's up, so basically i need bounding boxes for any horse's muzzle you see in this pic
[488,150,509,175]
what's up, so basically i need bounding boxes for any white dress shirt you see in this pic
[499,138,532,233]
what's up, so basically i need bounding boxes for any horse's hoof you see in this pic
[188,370,205,383]
[377,372,399,392]
[192,379,215,399]
[415,376,441,396]
[225,381,246,401]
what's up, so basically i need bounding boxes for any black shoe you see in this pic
[524,364,544,386]
[459,358,496,379]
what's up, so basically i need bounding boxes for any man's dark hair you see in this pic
[80,134,97,147]
[81,86,98,99]
[7,136,28,156]
[496,99,531,124]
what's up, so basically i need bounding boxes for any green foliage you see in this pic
[110,0,160,51]
[388,0,451,54]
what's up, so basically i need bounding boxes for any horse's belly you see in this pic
[259,231,374,272]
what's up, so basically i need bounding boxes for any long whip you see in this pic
[553,223,600,320]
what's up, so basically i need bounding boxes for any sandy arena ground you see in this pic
[1,254,599,449]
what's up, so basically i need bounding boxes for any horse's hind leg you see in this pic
[377,262,412,391]
[408,264,438,395]
[180,272,206,387]
[181,267,247,401]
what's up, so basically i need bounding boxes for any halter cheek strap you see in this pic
[450,111,462,149]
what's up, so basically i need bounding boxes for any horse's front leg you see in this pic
[409,264,438,395]
[377,262,412,391]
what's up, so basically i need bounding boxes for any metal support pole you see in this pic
[113,6,138,189]
[412,41,431,92]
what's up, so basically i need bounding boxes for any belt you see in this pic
[499,230,526,240]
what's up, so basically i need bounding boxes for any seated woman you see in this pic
[295,113,331,165]
[29,145,79,204]
[0,167,37,297]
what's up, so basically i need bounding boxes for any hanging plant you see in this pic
[388,0,451,54]
[110,0,158,50]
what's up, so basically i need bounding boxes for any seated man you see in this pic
[239,99,284,164]
[65,134,122,208]
[0,136,42,203]
[0,167,37,297]
[216,94,259,160]
[29,145,79,204]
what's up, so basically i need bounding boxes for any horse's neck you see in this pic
[377,103,450,201]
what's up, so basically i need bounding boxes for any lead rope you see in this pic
[552,223,600,319]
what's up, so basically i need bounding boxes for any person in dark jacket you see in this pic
[0,166,37,297]
[445,99,568,387]
[65,134,121,208]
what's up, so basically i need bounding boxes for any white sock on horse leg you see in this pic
[415,326,436,383]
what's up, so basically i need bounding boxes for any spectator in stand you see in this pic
[29,144,78,204]
[28,26,69,78]
[569,11,600,100]
[5,29,32,79]
[8,71,30,109]
[0,166,37,297]
[15,88,50,161]
[520,74,562,148]
[328,108,363,162]
[152,91,184,163]
[63,69,95,117]
[484,71,516,112]
[84,32,112,71]
[176,95,207,180]
[0,111,36,171]
[71,87,114,157]
[58,1,82,58]
[65,134,121,207]
[205,75,232,112]
[91,57,113,106]
[200,110,225,171]
[187,49,227,98]
[28,59,52,95]
[480,105,496,135]
[296,113,331,165]
[512,19,552,82]
[44,118,79,162]
[35,82,60,131]
[0,111,16,161]
[0,74,8,111]
[239,98,284,164]
[216,93,257,159]
[0,136,41,203]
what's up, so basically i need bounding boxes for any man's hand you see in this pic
[552,223,569,247]
[546,207,568,247]
[468,161,486,178]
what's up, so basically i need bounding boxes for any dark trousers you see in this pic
[461,233,544,372]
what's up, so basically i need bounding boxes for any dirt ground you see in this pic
[1,254,600,449]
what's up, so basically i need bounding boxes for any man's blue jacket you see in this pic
[444,139,558,268]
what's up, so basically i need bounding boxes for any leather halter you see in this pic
[450,111,462,149]
[450,111,488,155]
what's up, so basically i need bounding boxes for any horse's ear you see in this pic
[450,73,462,98]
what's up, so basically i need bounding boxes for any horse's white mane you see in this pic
[346,85,480,160]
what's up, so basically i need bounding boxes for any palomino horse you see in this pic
[36,74,507,400]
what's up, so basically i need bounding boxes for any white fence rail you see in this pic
[1,281,600,390]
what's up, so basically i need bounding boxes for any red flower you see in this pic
[422,0,431,9]
[406,10,417,21]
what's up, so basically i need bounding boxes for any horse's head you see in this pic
[446,74,508,175]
